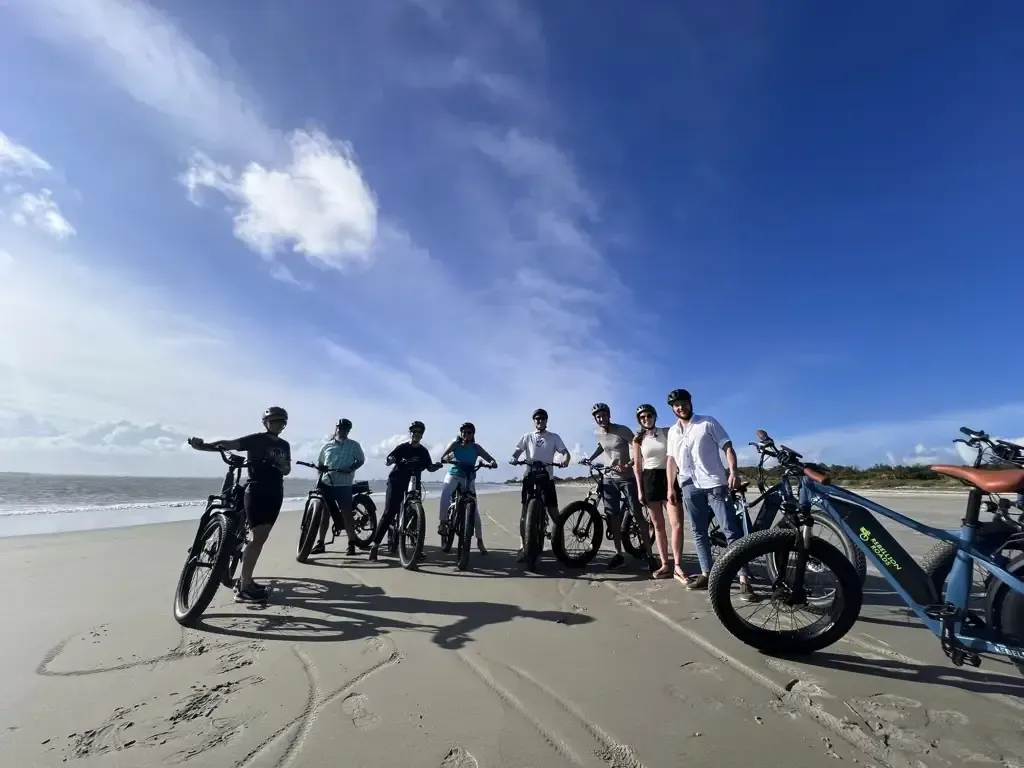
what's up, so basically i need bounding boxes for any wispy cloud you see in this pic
[8,189,75,239]
[0,133,74,238]
[0,131,52,176]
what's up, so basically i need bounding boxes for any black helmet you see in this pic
[460,422,475,433]
[667,389,691,405]
[532,408,548,420]
[591,402,610,416]
[409,420,425,433]
[636,403,657,422]
[263,406,288,422]
[337,418,353,430]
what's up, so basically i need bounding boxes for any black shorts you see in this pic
[642,468,668,503]
[521,472,559,509]
[244,483,284,528]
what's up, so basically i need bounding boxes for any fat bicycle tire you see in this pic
[622,510,654,560]
[296,496,325,563]
[456,496,474,571]
[553,500,603,568]
[350,496,378,550]
[920,519,1022,599]
[399,502,426,570]
[524,498,544,573]
[174,513,235,627]
[707,528,864,655]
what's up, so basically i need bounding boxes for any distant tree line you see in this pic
[504,463,964,489]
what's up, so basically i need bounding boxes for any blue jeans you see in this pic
[683,483,746,574]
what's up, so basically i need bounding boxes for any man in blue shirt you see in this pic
[312,418,365,556]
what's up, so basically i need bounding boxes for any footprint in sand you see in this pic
[340,693,380,730]
[440,746,479,768]
[927,709,969,727]
[678,661,724,681]
[848,694,922,724]
[765,658,834,699]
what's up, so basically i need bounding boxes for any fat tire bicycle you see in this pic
[294,461,378,563]
[513,460,560,573]
[381,458,434,570]
[439,461,493,571]
[552,461,651,568]
[707,428,1024,677]
[173,449,251,626]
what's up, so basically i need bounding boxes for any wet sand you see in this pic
[1,488,1022,767]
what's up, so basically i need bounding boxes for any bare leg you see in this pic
[648,501,670,563]
[666,500,686,577]
[240,524,272,588]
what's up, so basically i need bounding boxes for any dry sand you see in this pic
[1,487,1023,768]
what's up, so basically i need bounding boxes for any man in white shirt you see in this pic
[510,408,571,562]
[665,388,754,599]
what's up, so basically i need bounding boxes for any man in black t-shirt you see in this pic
[188,406,292,602]
[368,420,441,561]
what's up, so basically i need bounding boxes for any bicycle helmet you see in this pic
[409,420,425,433]
[636,403,657,421]
[337,418,353,430]
[666,389,691,405]
[591,402,610,416]
[532,408,548,420]
[263,406,288,422]
[460,422,475,433]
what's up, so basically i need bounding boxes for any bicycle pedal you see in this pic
[924,603,958,620]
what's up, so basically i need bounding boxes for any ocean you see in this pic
[0,472,510,538]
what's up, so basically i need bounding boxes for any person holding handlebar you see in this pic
[368,420,442,562]
[311,418,365,556]
[187,406,291,603]
[438,422,499,554]
[510,408,571,562]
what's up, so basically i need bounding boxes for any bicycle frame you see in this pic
[801,476,1024,661]
[581,464,640,532]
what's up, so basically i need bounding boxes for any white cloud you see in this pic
[181,131,378,270]
[6,0,276,161]
[8,189,76,239]
[0,131,52,176]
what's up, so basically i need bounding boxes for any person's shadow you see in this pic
[197,575,593,649]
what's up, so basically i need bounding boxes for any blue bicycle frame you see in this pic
[796,475,1024,662]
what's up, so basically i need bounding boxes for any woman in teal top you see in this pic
[438,422,498,553]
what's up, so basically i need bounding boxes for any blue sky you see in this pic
[0,0,1022,477]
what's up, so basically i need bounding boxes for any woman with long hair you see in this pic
[438,422,498,554]
[633,404,679,579]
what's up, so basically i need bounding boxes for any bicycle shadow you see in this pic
[779,649,1024,698]
[196,575,593,648]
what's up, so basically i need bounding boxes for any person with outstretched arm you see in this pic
[187,406,291,603]
[509,408,571,562]
[368,421,442,562]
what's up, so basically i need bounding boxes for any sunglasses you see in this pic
[410,430,424,436]
[266,418,287,426]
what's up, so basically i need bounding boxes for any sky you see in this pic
[0,0,1023,479]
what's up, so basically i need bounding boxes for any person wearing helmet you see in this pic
[583,403,657,573]
[633,404,675,579]
[187,406,292,603]
[664,389,753,599]
[509,408,571,562]
[438,422,499,553]
[311,418,365,557]
[368,420,443,562]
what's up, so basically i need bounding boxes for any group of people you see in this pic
[186,389,753,603]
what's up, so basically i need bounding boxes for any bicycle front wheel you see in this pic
[708,528,863,655]
[399,501,426,569]
[174,513,234,627]
[456,497,474,571]
[524,498,544,573]
[552,501,602,568]
[296,496,324,563]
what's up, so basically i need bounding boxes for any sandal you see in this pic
[673,567,689,584]
[654,564,673,579]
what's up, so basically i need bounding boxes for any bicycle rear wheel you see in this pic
[296,496,324,563]
[399,501,426,569]
[622,509,653,559]
[174,513,234,627]
[350,496,378,550]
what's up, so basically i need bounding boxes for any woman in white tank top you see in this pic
[633,404,677,579]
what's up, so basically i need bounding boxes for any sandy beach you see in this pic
[2,487,1023,768]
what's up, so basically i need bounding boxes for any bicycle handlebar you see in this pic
[443,460,494,472]
[954,427,1024,467]
[511,460,560,468]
